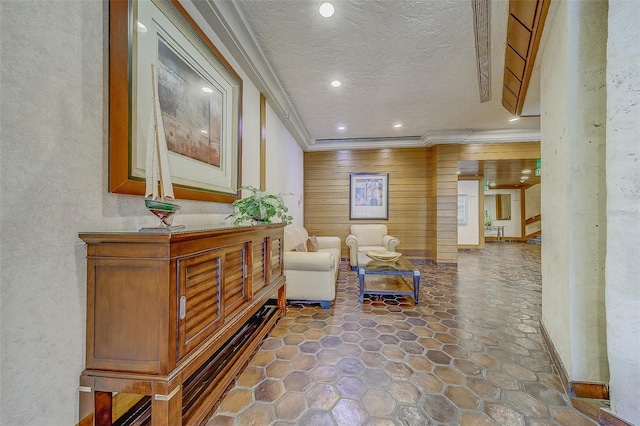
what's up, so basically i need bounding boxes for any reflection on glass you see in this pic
[485,194,511,221]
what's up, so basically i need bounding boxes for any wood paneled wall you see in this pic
[304,148,431,260]
[429,145,459,264]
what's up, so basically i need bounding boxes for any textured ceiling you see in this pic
[234,0,540,148]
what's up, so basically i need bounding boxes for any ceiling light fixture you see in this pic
[337,126,346,130]
[393,123,403,128]
[509,116,520,122]
[522,169,531,174]
[521,175,529,180]
[137,21,147,33]
[331,80,341,88]
[319,2,335,18]
[202,87,214,93]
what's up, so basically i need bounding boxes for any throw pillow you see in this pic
[294,242,307,252]
[306,236,319,252]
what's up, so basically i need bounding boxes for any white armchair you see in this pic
[345,224,400,269]
[283,227,341,309]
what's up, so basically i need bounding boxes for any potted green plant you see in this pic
[484,211,493,226]
[227,185,294,226]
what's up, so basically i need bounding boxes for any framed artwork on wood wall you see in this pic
[349,173,389,220]
[109,0,242,202]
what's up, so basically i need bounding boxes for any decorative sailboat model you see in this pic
[140,64,185,233]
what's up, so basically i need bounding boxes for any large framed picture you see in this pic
[109,0,242,202]
[350,173,389,220]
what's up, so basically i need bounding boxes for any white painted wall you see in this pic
[265,103,304,227]
[0,1,303,424]
[483,189,522,238]
[539,0,609,383]
[457,180,480,245]
[605,1,640,423]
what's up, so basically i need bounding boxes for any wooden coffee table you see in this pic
[357,256,420,304]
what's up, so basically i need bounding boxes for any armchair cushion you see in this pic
[345,224,400,269]
[306,235,319,252]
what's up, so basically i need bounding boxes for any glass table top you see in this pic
[359,256,417,273]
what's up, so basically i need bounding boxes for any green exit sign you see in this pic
[536,158,542,168]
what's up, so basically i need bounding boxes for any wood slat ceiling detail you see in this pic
[457,142,541,189]
[458,158,540,189]
[502,0,551,116]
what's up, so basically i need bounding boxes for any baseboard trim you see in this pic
[599,408,634,426]
[539,320,609,400]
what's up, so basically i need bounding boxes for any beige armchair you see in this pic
[345,224,400,269]
[283,227,341,309]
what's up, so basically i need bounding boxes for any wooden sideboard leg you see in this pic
[78,375,95,426]
[151,382,182,426]
[94,391,112,426]
[277,284,286,313]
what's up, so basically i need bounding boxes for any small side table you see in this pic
[357,257,420,304]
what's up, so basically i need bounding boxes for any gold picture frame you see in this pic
[109,0,242,202]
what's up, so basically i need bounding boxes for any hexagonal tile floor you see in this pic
[206,243,602,425]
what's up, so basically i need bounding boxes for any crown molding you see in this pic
[422,128,540,146]
[309,136,423,151]
[192,0,312,150]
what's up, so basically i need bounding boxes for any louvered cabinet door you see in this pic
[177,250,222,360]
[222,243,249,319]
[252,238,267,295]
[270,235,283,282]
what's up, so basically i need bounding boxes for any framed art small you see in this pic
[350,173,389,220]
[458,195,468,225]
[109,0,242,203]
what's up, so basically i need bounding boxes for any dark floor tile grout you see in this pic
[207,243,602,426]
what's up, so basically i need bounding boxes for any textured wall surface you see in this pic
[539,0,609,383]
[605,0,640,423]
[0,1,302,423]
[539,0,574,376]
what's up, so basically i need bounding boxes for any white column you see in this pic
[539,0,609,381]
[605,1,640,423]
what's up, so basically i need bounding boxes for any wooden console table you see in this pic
[77,224,286,425]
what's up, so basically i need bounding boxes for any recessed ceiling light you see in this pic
[489,182,496,187]
[393,123,403,128]
[319,2,335,17]
[202,87,214,93]
[522,169,531,174]
[509,116,520,122]
[456,171,461,175]
[200,130,208,134]
[331,80,341,88]
[137,21,147,33]
[337,125,346,130]
[520,175,529,180]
